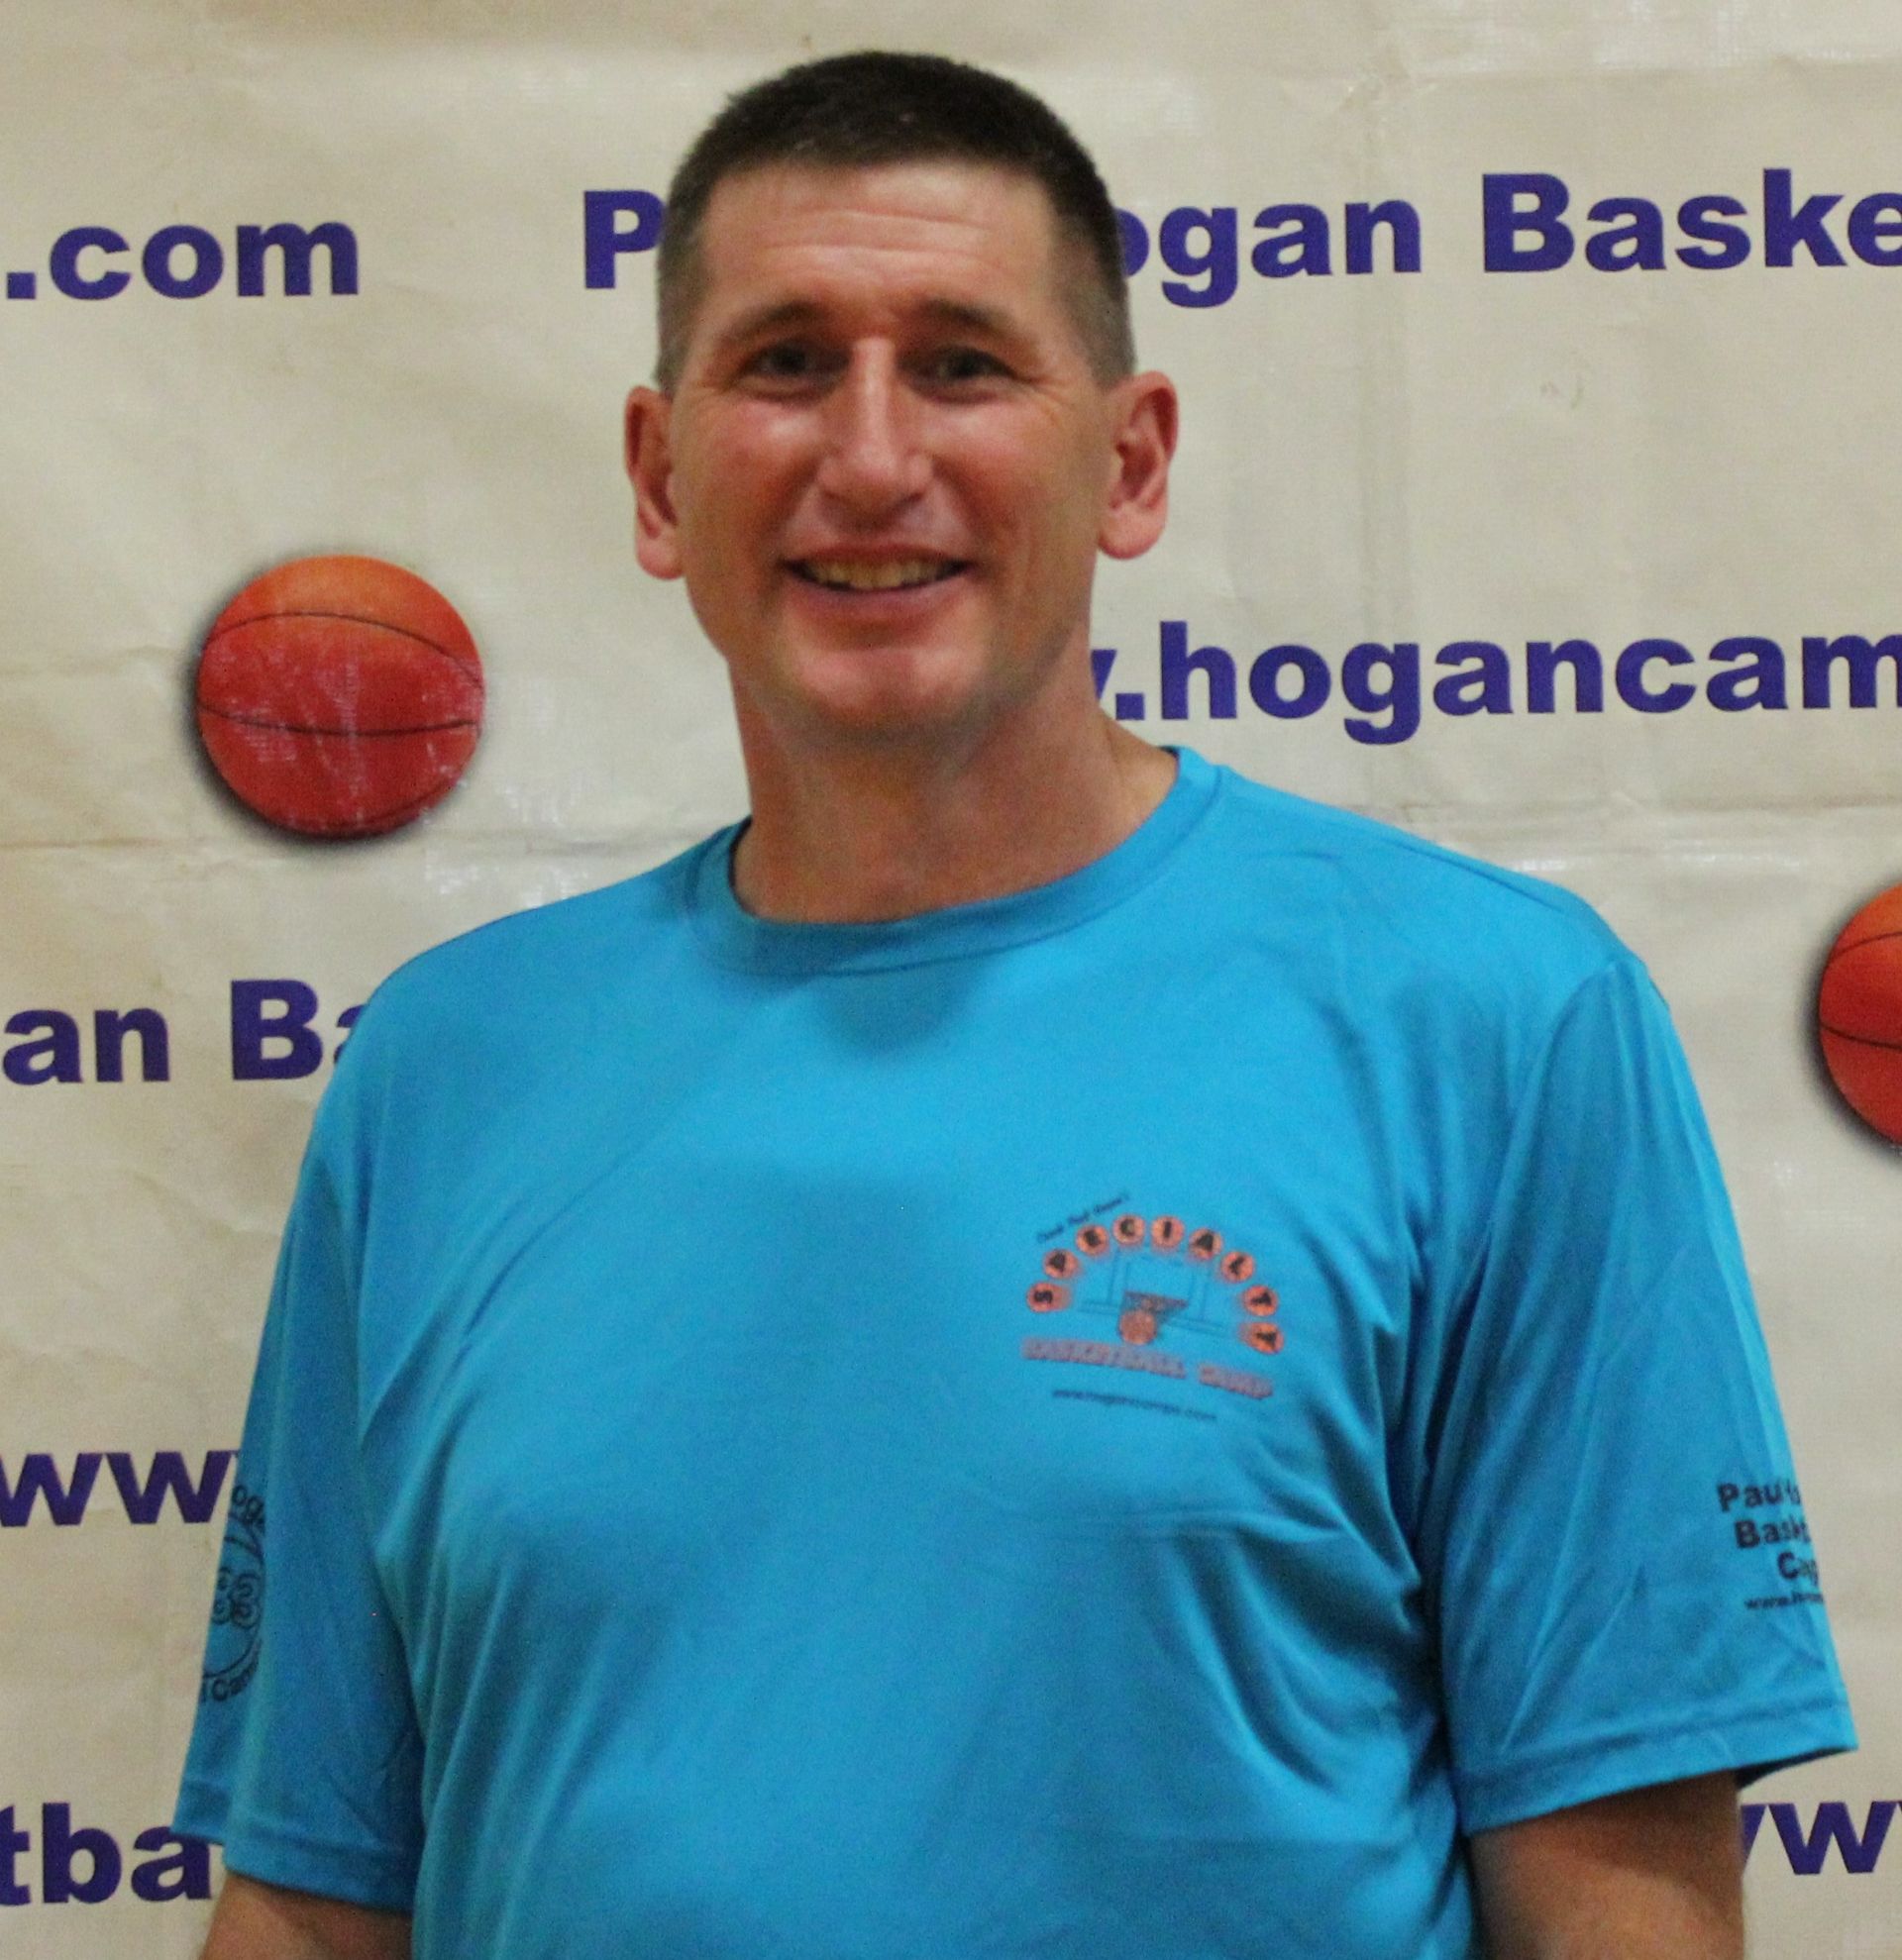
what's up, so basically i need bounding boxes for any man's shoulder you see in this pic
[1202,763,1633,1009]
[349,828,723,1057]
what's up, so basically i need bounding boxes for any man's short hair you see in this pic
[655,50,1135,390]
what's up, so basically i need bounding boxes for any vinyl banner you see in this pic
[0,4,1895,1954]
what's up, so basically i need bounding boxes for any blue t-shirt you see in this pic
[177,747,1853,1958]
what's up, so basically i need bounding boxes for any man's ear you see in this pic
[625,385,684,580]
[1098,370,1178,563]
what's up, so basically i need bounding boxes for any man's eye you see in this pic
[924,347,1007,384]
[745,342,823,381]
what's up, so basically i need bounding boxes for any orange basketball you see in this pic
[1118,1308,1158,1345]
[196,555,484,838]
[1817,881,1902,1146]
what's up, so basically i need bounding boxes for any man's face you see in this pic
[625,159,1173,753]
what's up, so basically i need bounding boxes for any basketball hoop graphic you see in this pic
[1117,1289,1187,1345]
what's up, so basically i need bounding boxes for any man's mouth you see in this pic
[788,557,967,593]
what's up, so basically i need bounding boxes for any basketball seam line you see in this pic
[197,704,477,738]
[1820,1021,1902,1055]
[205,609,482,680]
[1832,925,1902,958]
[294,781,457,833]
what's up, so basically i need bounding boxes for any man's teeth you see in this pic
[798,558,956,591]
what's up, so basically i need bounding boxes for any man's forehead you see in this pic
[694,158,1066,293]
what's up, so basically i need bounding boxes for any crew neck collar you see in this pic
[685,746,1221,976]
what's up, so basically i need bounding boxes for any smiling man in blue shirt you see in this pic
[179,51,1853,1960]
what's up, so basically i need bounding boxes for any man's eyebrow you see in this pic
[909,298,1024,340]
[709,296,1030,351]
[711,299,822,351]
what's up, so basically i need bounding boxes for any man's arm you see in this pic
[1469,1771,1744,1960]
[201,1871,412,1960]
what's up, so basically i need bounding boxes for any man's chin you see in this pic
[782,689,985,751]
[753,649,995,747]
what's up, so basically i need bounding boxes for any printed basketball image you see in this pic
[1817,881,1902,1145]
[1027,1282,1070,1313]
[1112,1213,1146,1247]
[1118,1307,1158,1345]
[1242,1285,1279,1316]
[1150,1215,1184,1250]
[1043,1248,1082,1281]
[195,555,484,838]
[1187,1227,1222,1261]
[1241,1322,1284,1356]
[1076,1223,1110,1257]
[1220,1249,1255,1284]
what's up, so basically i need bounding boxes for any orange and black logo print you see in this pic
[1024,1204,1284,1361]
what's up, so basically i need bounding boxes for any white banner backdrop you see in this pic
[0,3,1895,1953]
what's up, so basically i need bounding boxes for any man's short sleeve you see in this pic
[174,1070,424,1908]
[1414,953,1856,1834]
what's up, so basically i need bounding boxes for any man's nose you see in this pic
[814,349,929,514]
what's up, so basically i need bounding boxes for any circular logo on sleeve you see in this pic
[201,1483,266,1704]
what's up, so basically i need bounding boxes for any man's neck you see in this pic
[727,707,1180,925]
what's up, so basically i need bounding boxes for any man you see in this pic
[179,51,1852,1960]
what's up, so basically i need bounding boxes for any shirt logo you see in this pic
[200,1482,265,1704]
[1023,1200,1283,1402]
